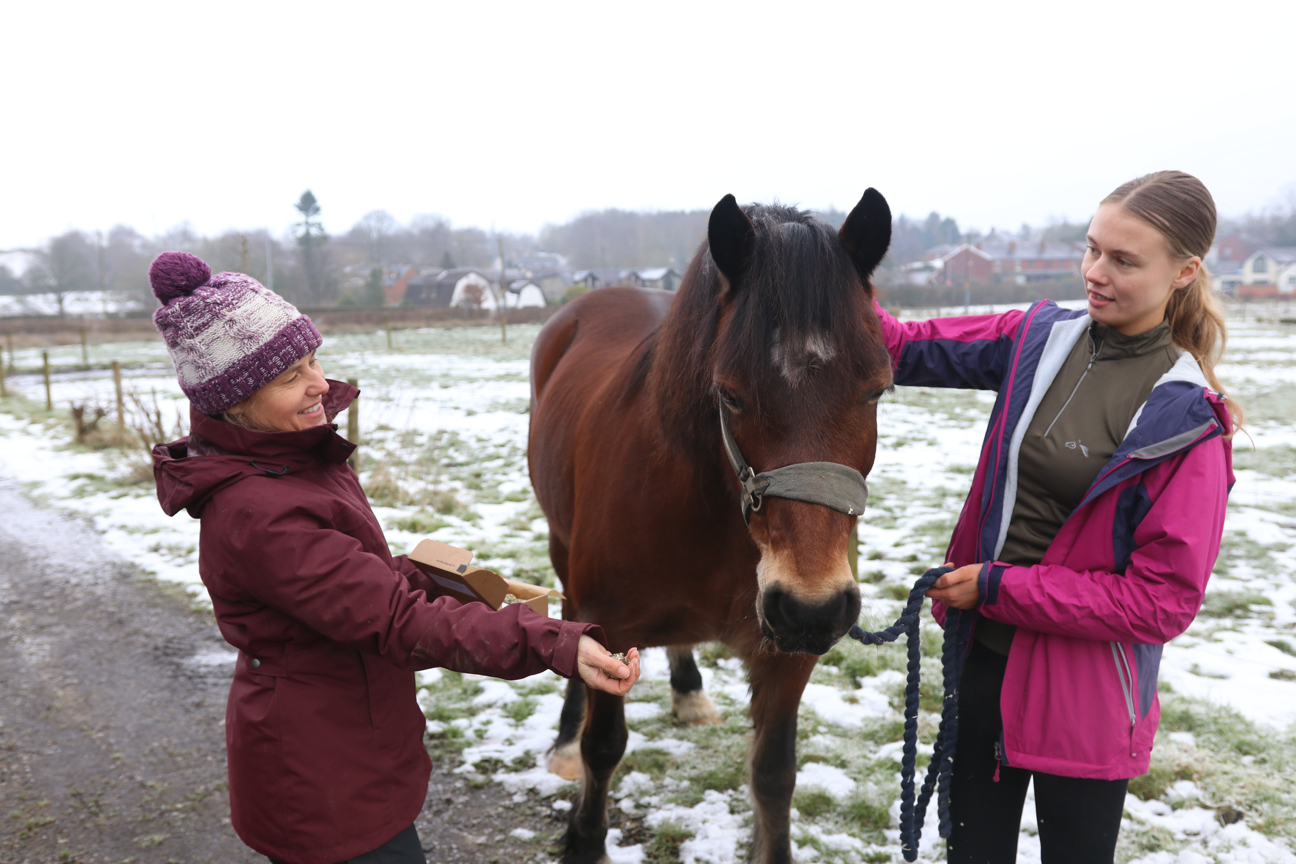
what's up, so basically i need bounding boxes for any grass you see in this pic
[1200,588,1273,618]
[645,820,694,864]
[6,315,1296,861]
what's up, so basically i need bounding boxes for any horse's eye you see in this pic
[717,388,743,412]
[865,390,886,405]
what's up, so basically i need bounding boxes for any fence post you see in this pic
[42,351,52,411]
[346,377,359,468]
[112,360,125,439]
[384,316,393,350]
[80,326,89,366]
[0,354,6,397]
[4,331,12,370]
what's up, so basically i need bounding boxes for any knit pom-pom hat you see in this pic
[149,251,322,416]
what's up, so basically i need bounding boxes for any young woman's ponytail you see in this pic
[1104,171,1244,435]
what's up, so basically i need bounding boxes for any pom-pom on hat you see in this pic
[149,251,322,416]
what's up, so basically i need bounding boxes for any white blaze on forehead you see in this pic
[770,329,837,386]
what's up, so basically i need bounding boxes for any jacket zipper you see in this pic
[975,303,1046,560]
[1110,642,1138,757]
[1042,330,1105,438]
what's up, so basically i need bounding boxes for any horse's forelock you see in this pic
[653,203,886,432]
[715,208,880,405]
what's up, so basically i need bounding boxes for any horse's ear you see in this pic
[708,194,755,290]
[839,188,892,289]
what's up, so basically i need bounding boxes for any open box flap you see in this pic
[409,539,564,617]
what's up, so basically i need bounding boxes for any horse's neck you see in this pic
[640,321,724,470]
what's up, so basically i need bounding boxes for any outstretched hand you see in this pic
[925,562,982,610]
[576,636,641,696]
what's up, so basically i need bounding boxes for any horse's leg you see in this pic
[546,534,587,779]
[564,689,627,864]
[667,645,722,725]
[746,651,818,864]
[550,675,586,779]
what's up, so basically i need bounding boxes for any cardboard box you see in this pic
[408,539,564,618]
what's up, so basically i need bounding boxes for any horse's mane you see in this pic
[643,203,884,446]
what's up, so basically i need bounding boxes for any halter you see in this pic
[717,404,870,523]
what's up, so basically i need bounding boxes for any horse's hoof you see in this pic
[548,739,584,780]
[672,689,722,725]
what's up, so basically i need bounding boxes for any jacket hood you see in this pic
[153,379,359,518]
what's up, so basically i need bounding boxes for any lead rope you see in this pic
[848,566,969,862]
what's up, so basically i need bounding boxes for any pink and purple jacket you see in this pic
[876,300,1234,780]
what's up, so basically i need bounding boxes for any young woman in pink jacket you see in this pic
[148,251,641,864]
[875,171,1238,863]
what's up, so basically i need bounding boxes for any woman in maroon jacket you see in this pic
[147,251,640,864]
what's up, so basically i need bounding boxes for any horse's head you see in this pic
[704,189,894,655]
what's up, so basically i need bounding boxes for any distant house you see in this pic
[403,268,494,308]
[989,239,1085,283]
[1207,234,1257,296]
[531,271,571,304]
[384,266,419,306]
[915,235,1084,286]
[508,279,548,308]
[936,245,995,285]
[634,267,680,292]
[1241,247,1296,295]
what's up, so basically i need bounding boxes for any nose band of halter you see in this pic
[718,404,870,523]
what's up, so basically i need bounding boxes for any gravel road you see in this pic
[0,484,574,864]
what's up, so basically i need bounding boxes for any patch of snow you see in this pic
[795,762,857,799]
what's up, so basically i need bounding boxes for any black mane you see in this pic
[649,202,887,434]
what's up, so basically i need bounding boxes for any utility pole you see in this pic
[495,235,508,344]
[96,230,107,316]
[265,233,275,292]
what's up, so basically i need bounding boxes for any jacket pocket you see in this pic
[361,652,397,730]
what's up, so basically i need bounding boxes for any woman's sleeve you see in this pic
[976,442,1229,644]
[874,300,1025,391]
[217,506,601,678]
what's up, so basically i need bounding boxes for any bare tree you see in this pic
[357,210,397,264]
[27,231,97,316]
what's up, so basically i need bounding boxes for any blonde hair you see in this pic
[220,391,277,432]
[1103,171,1243,434]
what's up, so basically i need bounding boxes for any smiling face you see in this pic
[226,352,329,432]
[1083,202,1201,335]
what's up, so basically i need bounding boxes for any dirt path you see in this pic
[0,484,574,864]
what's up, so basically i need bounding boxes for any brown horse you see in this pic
[528,189,894,864]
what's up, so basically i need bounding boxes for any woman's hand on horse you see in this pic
[925,563,982,610]
[576,637,642,695]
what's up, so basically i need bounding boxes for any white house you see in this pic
[1241,248,1296,294]
[508,279,548,308]
[449,270,495,308]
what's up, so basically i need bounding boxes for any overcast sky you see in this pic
[3,0,1293,251]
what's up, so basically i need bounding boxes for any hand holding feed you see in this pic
[576,636,641,695]
[925,562,981,610]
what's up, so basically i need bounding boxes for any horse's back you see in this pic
[530,287,673,402]
[529,288,673,542]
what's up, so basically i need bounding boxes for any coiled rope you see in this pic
[847,566,969,863]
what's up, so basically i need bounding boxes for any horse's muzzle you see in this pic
[758,584,861,655]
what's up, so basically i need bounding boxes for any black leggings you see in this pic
[268,823,425,864]
[947,642,1129,864]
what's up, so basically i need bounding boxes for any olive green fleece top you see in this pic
[976,320,1179,655]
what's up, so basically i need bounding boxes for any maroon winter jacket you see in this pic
[152,381,600,864]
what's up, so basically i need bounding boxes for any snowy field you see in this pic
[0,305,1294,864]
[0,289,146,318]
